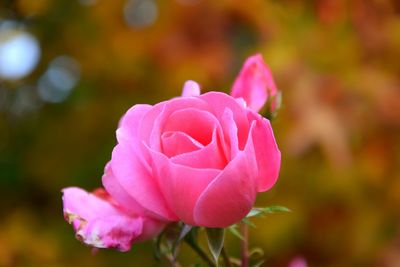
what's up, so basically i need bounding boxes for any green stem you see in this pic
[165,253,181,267]
[185,239,216,267]
[221,246,232,267]
[240,223,249,267]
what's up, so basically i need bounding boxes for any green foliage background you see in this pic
[1,0,400,266]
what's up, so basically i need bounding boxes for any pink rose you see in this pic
[62,54,280,250]
[107,55,280,227]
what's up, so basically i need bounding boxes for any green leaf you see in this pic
[262,205,291,213]
[246,209,264,218]
[241,218,257,228]
[205,228,225,266]
[246,205,291,218]
[228,225,244,240]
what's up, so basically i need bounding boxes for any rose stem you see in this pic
[165,253,181,267]
[221,246,232,267]
[240,222,249,267]
[184,239,216,267]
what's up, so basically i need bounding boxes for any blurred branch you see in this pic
[240,223,249,267]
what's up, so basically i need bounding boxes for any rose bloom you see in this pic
[62,54,281,251]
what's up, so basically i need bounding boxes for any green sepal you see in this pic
[264,91,282,120]
[228,224,244,240]
[205,228,225,266]
[171,224,192,259]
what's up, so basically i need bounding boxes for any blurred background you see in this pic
[0,0,400,266]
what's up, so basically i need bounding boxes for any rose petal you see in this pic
[181,80,201,97]
[136,217,165,242]
[62,187,143,252]
[247,110,281,191]
[164,108,218,146]
[118,104,152,143]
[171,128,227,169]
[147,145,220,225]
[230,54,277,112]
[139,97,210,151]
[111,143,178,221]
[200,92,249,150]
[116,104,153,172]
[113,103,179,221]
[193,122,259,227]
[161,131,204,158]
[102,162,145,214]
[220,108,239,160]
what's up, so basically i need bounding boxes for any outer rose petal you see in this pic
[111,143,178,221]
[118,104,152,144]
[101,164,165,242]
[247,110,281,191]
[102,162,145,214]
[147,144,220,225]
[193,122,259,227]
[230,54,277,112]
[62,187,144,252]
[113,103,178,221]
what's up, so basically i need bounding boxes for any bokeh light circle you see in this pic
[0,24,41,80]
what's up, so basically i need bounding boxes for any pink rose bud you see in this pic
[230,53,278,113]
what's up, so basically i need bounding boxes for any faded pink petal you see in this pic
[230,54,277,112]
[247,110,281,191]
[62,187,144,252]
[193,122,259,227]
[181,80,201,97]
